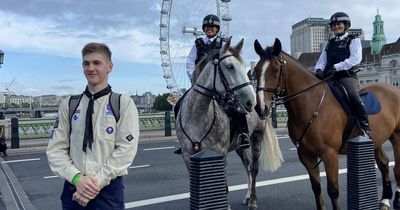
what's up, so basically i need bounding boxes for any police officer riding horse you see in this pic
[174,14,250,154]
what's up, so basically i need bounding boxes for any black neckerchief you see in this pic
[82,85,112,152]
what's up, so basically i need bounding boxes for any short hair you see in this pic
[81,42,112,62]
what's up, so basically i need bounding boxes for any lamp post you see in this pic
[0,50,4,68]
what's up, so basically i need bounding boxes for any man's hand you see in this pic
[76,176,100,200]
[315,69,324,80]
[73,191,90,207]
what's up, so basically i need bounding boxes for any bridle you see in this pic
[179,51,252,153]
[194,53,252,113]
[255,54,334,169]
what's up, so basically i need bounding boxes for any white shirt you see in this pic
[315,32,362,72]
[186,35,217,79]
[46,93,139,189]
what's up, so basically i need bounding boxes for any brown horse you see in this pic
[253,38,400,210]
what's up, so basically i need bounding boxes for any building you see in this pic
[35,95,60,107]
[131,92,156,113]
[371,9,386,54]
[291,17,365,58]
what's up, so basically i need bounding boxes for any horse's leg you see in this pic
[375,146,392,210]
[390,131,400,209]
[235,147,252,205]
[321,150,340,210]
[247,131,264,210]
[298,150,326,210]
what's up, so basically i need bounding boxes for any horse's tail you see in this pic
[259,118,284,172]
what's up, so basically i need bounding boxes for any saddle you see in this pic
[328,81,381,115]
[328,81,381,148]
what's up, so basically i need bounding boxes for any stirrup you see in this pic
[238,133,250,148]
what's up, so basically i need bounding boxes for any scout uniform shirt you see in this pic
[47,93,139,189]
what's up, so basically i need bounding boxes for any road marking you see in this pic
[43,165,150,179]
[1,158,41,164]
[289,148,297,151]
[125,161,396,209]
[43,175,57,179]
[143,146,175,151]
[129,164,150,169]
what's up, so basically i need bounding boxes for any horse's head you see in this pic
[196,37,256,113]
[253,38,285,116]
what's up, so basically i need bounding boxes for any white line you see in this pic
[143,146,175,151]
[289,148,297,151]
[129,165,150,169]
[125,161,396,209]
[1,158,41,163]
[43,175,57,179]
[43,165,151,179]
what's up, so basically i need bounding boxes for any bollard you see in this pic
[35,110,42,118]
[164,111,171,137]
[189,149,228,210]
[271,105,277,128]
[11,117,19,149]
[347,135,379,210]
[0,112,4,120]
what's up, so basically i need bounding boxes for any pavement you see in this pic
[0,125,288,210]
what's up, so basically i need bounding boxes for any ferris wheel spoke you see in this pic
[159,0,231,105]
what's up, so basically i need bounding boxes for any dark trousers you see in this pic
[61,176,124,210]
[336,76,370,131]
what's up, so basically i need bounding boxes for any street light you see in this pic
[0,50,4,68]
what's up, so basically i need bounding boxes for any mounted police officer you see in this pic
[314,12,371,137]
[174,14,250,154]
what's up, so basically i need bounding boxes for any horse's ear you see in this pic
[247,69,254,80]
[233,38,244,53]
[222,36,232,53]
[272,38,282,56]
[254,39,264,57]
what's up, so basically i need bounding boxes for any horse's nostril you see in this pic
[246,100,253,108]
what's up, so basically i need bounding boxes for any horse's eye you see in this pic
[226,64,234,70]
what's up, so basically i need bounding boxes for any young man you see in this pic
[47,43,139,209]
[314,12,370,137]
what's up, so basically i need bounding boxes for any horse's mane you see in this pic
[196,46,244,75]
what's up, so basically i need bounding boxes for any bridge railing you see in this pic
[0,112,177,140]
[1,108,288,140]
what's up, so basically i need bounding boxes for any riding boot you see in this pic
[355,103,371,138]
[235,112,250,149]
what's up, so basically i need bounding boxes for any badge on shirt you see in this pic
[106,127,114,134]
[105,104,114,116]
[73,114,79,121]
[126,134,134,142]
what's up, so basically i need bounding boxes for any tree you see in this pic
[152,93,172,111]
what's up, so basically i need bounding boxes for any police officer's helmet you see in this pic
[329,12,351,29]
[202,14,220,32]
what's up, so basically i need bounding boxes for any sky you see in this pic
[0,0,399,96]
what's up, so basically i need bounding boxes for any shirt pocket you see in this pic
[99,116,117,142]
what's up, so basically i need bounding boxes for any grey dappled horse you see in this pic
[176,38,283,209]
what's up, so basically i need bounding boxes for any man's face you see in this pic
[82,52,112,88]
[204,25,218,38]
[331,22,346,35]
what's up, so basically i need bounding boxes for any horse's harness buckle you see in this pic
[192,141,202,153]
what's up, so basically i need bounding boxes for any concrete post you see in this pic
[164,111,171,136]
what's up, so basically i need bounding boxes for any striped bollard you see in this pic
[347,135,379,210]
[190,149,228,210]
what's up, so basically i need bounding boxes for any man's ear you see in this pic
[108,62,113,73]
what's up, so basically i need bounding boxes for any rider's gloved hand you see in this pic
[324,66,336,78]
[315,69,324,80]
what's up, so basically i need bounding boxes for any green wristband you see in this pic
[71,173,82,186]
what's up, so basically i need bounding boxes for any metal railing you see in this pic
[1,112,177,139]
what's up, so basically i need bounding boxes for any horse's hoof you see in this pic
[242,197,250,205]
[379,203,390,210]
[248,205,257,210]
